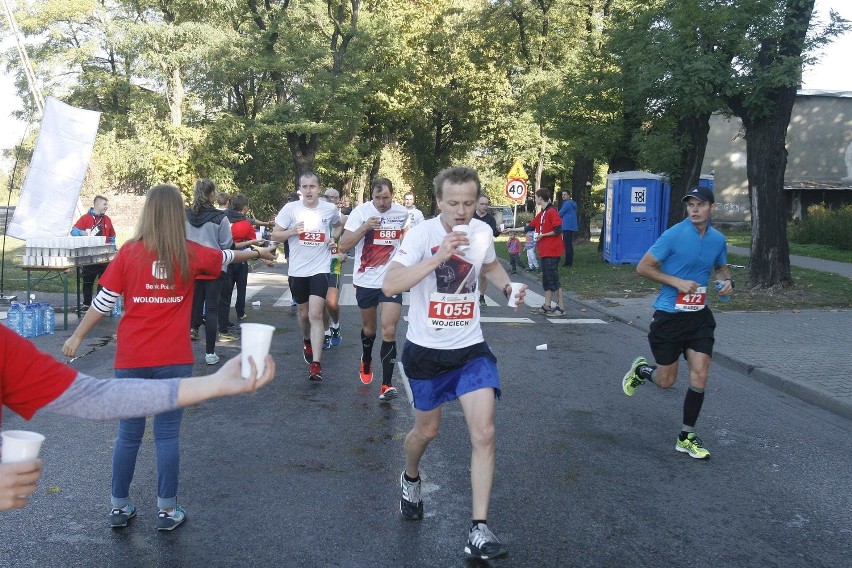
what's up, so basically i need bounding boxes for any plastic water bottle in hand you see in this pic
[714,280,730,303]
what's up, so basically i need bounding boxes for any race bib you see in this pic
[373,227,401,246]
[299,231,326,247]
[675,287,707,311]
[428,292,475,329]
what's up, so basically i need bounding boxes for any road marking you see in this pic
[549,318,608,324]
[230,285,263,306]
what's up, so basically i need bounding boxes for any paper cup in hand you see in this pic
[1,430,45,463]
[452,225,470,252]
[239,323,275,379]
[507,282,524,308]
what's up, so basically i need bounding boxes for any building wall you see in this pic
[701,91,852,224]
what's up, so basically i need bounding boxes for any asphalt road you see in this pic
[1,264,850,568]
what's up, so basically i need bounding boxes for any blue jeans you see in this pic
[110,364,192,510]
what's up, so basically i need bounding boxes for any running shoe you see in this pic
[399,471,424,520]
[622,356,647,396]
[205,353,220,365]
[479,296,487,308]
[676,432,710,459]
[465,522,508,560]
[109,503,136,528]
[330,326,342,346]
[359,357,373,385]
[156,505,187,531]
[309,361,323,381]
[238,314,248,321]
[323,334,331,350]
[379,385,398,401]
[218,332,238,342]
[303,341,313,365]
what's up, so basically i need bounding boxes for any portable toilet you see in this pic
[698,174,714,192]
[604,171,666,264]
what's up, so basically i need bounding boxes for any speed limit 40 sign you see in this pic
[505,178,527,202]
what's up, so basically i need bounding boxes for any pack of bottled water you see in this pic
[4,298,56,338]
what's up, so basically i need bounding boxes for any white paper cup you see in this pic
[239,323,275,379]
[452,224,470,252]
[1,430,46,463]
[507,282,524,308]
[536,344,548,351]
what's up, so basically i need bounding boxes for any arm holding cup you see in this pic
[481,258,527,310]
[0,460,42,510]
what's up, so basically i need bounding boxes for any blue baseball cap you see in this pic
[682,186,714,204]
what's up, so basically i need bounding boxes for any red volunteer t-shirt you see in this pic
[532,205,565,258]
[1,326,76,426]
[99,241,224,369]
[73,212,117,240]
[231,219,256,243]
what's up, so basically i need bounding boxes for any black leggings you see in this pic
[192,273,226,353]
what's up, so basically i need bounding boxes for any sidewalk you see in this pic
[573,247,852,420]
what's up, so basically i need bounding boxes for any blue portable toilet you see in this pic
[604,171,666,265]
[698,174,714,191]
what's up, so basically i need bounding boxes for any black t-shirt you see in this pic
[475,212,500,237]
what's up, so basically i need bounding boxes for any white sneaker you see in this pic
[205,353,220,365]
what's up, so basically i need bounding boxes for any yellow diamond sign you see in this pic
[506,160,528,180]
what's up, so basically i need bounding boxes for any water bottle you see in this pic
[44,302,56,335]
[22,303,37,338]
[714,280,730,303]
[5,301,23,335]
[112,294,123,317]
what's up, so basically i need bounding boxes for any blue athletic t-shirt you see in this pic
[648,218,728,312]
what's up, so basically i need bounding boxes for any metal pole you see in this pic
[1,0,44,114]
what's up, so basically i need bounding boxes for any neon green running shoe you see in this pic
[676,432,710,459]
[622,356,647,396]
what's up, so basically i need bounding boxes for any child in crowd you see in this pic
[525,229,539,271]
[507,233,522,274]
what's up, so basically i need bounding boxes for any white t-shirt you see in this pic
[344,202,410,289]
[274,200,340,277]
[391,217,496,350]
[406,207,425,227]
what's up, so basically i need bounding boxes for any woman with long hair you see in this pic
[186,179,236,364]
[62,184,275,531]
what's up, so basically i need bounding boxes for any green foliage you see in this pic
[789,204,852,251]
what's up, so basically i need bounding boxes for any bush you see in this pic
[789,204,852,250]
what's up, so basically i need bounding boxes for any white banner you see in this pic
[7,97,101,240]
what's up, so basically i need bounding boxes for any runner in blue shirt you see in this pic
[622,186,733,459]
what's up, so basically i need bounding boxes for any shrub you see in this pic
[789,204,852,250]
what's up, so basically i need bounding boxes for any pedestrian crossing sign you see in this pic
[506,160,528,180]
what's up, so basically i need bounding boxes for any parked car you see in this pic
[488,205,515,229]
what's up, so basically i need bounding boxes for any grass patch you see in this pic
[719,228,852,263]
[495,238,852,311]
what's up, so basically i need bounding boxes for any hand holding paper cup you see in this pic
[1,430,46,463]
[452,225,470,252]
[240,323,275,379]
[507,282,525,308]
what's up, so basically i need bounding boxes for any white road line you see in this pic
[548,318,608,324]
[272,289,294,307]
[403,316,534,324]
[230,285,263,306]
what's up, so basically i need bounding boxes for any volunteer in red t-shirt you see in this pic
[509,188,566,316]
[61,184,276,531]
[0,325,275,512]
[71,195,117,307]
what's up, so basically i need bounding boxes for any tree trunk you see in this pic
[742,89,795,290]
[571,154,594,241]
[666,112,711,228]
[286,132,319,191]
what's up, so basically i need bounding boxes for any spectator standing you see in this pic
[558,190,578,267]
[473,196,500,308]
[506,233,522,274]
[186,179,234,364]
[71,195,116,308]
[223,194,263,322]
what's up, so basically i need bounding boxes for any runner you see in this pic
[383,165,525,560]
[322,187,346,348]
[622,186,732,460]
[403,191,425,227]
[339,178,409,401]
[271,173,341,381]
